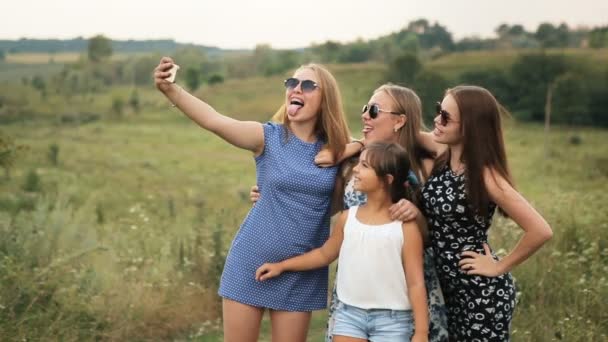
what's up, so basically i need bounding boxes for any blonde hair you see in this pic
[272,63,350,160]
[374,84,433,181]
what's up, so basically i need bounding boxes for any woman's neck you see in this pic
[289,119,318,143]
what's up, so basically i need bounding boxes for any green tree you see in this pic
[510,53,570,121]
[412,70,450,124]
[87,35,113,62]
[339,39,373,63]
[129,89,140,113]
[459,69,513,105]
[48,143,59,166]
[0,49,5,61]
[585,70,608,126]
[31,75,46,92]
[551,73,591,125]
[535,23,569,48]
[589,26,608,48]
[184,67,201,91]
[208,74,224,85]
[387,53,423,86]
[311,41,342,63]
[31,75,47,98]
[22,169,41,192]
[409,19,453,51]
[111,96,124,117]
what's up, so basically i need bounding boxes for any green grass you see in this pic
[1,60,607,341]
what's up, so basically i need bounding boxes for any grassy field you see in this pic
[0,58,607,341]
[427,47,608,80]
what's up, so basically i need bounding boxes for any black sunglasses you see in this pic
[284,78,319,93]
[362,104,405,119]
[435,101,459,126]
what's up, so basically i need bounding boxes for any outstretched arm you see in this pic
[459,168,553,276]
[403,221,429,341]
[255,210,348,280]
[154,57,264,155]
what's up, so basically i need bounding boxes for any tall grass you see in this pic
[0,63,606,341]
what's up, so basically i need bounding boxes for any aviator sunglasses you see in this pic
[362,104,405,119]
[284,77,319,93]
[436,101,459,126]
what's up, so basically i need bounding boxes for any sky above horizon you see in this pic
[3,0,607,49]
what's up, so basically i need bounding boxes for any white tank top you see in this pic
[336,206,411,310]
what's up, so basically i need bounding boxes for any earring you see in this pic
[393,127,399,133]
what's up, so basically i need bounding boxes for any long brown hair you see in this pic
[433,85,514,217]
[375,84,434,182]
[272,63,350,160]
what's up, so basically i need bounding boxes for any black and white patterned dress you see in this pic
[421,165,516,341]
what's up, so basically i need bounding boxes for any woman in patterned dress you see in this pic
[418,85,553,341]
[155,58,351,342]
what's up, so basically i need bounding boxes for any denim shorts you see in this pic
[332,300,414,342]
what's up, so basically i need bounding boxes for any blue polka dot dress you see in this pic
[218,122,337,311]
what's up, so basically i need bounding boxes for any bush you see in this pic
[0,132,27,179]
[111,97,125,117]
[22,169,41,192]
[48,143,59,166]
[208,74,224,85]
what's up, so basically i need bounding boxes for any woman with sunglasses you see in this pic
[417,85,553,340]
[154,57,351,342]
[252,84,449,341]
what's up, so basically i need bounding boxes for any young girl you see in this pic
[255,142,429,342]
[154,58,351,342]
[418,85,553,340]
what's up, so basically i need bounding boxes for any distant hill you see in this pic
[0,38,239,56]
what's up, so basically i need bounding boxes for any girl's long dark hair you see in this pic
[364,142,413,203]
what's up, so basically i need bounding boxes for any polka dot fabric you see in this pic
[218,122,337,311]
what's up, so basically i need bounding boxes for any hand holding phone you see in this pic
[166,64,180,83]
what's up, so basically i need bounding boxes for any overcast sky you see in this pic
[3,0,607,49]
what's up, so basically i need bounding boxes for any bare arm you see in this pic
[418,131,447,156]
[315,139,363,167]
[255,211,347,280]
[402,221,429,338]
[155,57,264,154]
[460,168,553,276]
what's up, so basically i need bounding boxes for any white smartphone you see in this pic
[166,64,180,83]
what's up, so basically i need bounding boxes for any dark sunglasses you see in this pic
[284,77,319,93]
[435,101,459,126]
[362,104,405,119]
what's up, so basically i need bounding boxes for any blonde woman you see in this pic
[154,59,351,342]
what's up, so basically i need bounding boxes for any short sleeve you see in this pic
[255,122,281,162]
